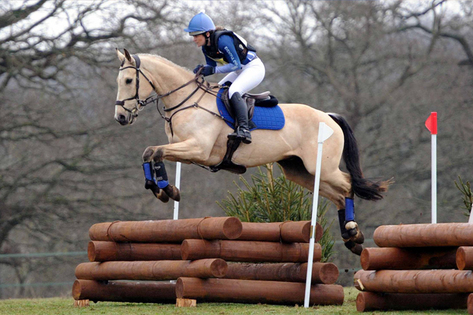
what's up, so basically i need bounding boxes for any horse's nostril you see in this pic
[116,114,127,125]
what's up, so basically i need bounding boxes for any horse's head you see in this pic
[115,49,156,125]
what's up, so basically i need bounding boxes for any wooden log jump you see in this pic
[88,241,181,262]
[74,216,340,307]
[88,217,242,243]
[456,246,473,270]
[238,221,323,243]
[355,269,473,293]
[356,291,468,312]
[175,277,344,305]
[72,279,176,303]
[360,247,457,270]
[75,259,227,281]
[373,223,473,247]
[181,239,315,262]
[224,262,338,284]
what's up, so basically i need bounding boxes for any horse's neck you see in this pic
[141,55,207,109]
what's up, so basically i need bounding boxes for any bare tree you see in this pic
[0,0,186,298]
[259,0,473,227]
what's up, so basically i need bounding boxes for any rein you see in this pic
[116,54,231,134]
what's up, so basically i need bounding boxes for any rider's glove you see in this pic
[193,64,204,74]
[200,65,215,76]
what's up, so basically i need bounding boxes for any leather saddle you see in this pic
[209,89,279,175]
[220,88,278,128]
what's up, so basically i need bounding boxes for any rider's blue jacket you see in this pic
[202,31,257,74]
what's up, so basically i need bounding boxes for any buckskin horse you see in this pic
[114,49,391,255]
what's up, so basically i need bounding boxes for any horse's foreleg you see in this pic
[142,141,212,202]
[142,162,170,203]
[153,160,181,202]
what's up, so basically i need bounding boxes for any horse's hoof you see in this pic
[163,184,181,201]
[350,243,364,255]
[149,185,169,203]
[154,189,170,203]
[344,240,363,256]
[352,231,365,244]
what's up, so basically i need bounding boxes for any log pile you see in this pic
[354,223,473,313]
[73,216,343,307]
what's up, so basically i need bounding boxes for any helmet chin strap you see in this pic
[205,32,211,46]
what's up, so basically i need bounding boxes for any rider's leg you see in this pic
[227,92,252,144]
[224,58,265,144]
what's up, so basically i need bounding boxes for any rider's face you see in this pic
[192,34,206,47]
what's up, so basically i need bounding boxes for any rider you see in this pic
[184,12,265,144]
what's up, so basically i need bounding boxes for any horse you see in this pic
[114,48,392,255]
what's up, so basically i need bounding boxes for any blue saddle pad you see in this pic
[217,88,285,131]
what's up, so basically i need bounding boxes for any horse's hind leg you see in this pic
[319,172,364,256]
[278,158,364,255]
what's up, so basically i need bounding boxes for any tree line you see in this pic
[0,0,472,297]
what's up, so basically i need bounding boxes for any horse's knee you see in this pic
[142,146,156,162]
[142,146,165,162]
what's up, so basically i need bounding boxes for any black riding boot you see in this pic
[228,92,252,144]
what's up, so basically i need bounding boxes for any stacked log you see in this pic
[354,223,473,312]
[73,217,342,307]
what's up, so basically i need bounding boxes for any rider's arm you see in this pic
[214,35,241,73]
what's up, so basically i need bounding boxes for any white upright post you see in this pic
[431,133,437,224]
[425,112,438,224]
[304,122,333,308]
[469,204,473,224]
[173,162,181,220]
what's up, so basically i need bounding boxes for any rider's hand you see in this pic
[193,64,215,76]
[193,64,204,74]
[200,65,215,76]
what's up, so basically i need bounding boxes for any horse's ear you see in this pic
[123,49,134,64]
[116,48,125,63]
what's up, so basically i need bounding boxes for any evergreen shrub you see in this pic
[218,164,335,262]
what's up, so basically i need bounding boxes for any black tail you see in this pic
[328,113,391,201]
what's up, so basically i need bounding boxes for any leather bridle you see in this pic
[115,55,159,118]
[115,54,229,133]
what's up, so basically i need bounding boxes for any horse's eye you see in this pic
[126,78,133,84]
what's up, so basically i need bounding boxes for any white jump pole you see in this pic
[173,162,181,220]
[425,112,437,224]
[170,162,182,286]
[304,122,333,308]
[431,132,437,224]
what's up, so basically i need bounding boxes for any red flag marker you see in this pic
[425,112,437,134]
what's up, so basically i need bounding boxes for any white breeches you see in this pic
[218,57,265,98]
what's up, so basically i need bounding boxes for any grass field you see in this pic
[0,287,468,315]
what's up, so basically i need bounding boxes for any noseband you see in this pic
[115,55,158,118]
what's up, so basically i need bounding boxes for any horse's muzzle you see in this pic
[115,112,136,125]
[115,113,129,125]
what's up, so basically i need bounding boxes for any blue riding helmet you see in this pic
[184,12,215,36]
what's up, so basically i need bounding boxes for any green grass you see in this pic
[0,288,468,315]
